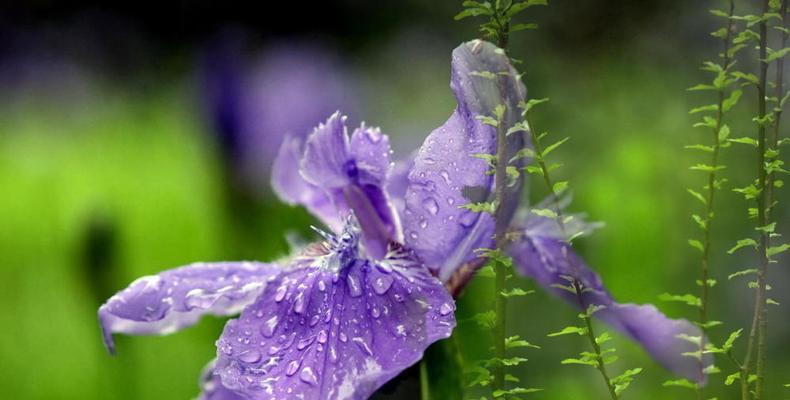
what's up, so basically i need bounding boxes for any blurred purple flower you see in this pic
[99,40,706,399]
[202,41,359,191]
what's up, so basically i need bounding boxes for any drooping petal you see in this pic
[198,359,247,400]
[98,262,279,354]
[403,40,527,281]
[272,136,343,231]
[214,230,455,400]
[301,112,353,188]
[508,235,709,383]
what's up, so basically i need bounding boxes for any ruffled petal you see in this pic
[272,136,343,231]
[214,228,455,400]
[403,40,527,281]
[508,235,709,383]
[288,113,400,258]
[98,262,279,354]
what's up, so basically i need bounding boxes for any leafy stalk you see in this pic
[527,112,620,400]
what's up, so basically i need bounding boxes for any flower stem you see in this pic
[696,2,735,397]
[528,119,618,400]
[420,359,431,400]
[492,21,511,391]
[744,1,771,398]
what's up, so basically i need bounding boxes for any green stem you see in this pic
[574,281,619,400]
[528,119,617,400]
[492,19,511,392]
[746,1,771,398]
[697,3,735,398]
[420,359,431,400]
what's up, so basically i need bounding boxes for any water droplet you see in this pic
[365,128,382,143]
[274,285,288,302]
[184,288,213,309]
[439,302,454,316]
[285,360,301,376]
[317,330,328,344]
[317,280,326,292]
[267,346,279,355]
[419,218,428,229]
[347,274,363,297]
[297,337,314,350]
[339,332,348,343]
[447,197,455,205]
[353,337,373,355]
[293,292,307,314]
[409,232,418,240]
[299,367,319,385]
[309,314,320,327]
[261,315,279,338]
[440,170,451,184]
[372,274,394,295]
[459,210,476,227]
[370,307,381,318]
[239,350,261,363]
[422,197,439,215]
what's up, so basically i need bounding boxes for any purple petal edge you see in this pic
[98,261,279,354]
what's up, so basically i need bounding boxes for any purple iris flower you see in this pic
[99,40,706,399]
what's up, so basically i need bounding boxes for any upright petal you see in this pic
[508,235,709,383]
[214,229,455,400]
[272,136,343,231]
[403,40,527,281]
[98,262,279,354]
[292,113,400,258]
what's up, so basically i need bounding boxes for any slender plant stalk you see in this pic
[743,1,771,398]
[420,360,431,400]
[696,2,735,398]
[492,20,511,391]
[528,123,619,400]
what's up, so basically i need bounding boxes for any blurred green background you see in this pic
[0,0,787,399]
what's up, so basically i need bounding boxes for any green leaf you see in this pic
[470,70,497,79]
[501,288,535,297]
[519,97,549,114]
[460,201,497,215]
[722,89,743,111]
[689,104,719,114]
[659,293,702,307]
[766,46,790,62]
[689,163,726,172]
[505,335,541,349]
[511,23,539,32]
[723,329,743,351]
[728,268,758,280]
[531,208,558,219]
[767,243,790,257]
[688,239,705,252]
[727,238,758,254]
[541,137,569,158]
[663,379,698,390]
[475,115,499,127]
[687,189,708,205]
[688,84,716,91]
[547,326,587,337]
[733,184,761,200]
[492,387,543,398]
[553,181,569,194]
[725,372,740,385]
[685,144,715,152]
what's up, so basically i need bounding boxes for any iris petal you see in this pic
[403,40,527,281]
[214,238,455,400]
[98,262,279,354]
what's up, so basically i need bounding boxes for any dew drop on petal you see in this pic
[317,330,328,344]
[439,302,454,316]
[372,274,394,295]
[285,360,301,376]
[299,367,319,385]
[261,315,279,338]
[274,285,288,302]
[422,197,439,216]
[347,274,363,297]
[239,350,261,364]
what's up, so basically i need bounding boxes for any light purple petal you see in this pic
[273,136,343,231]
[214,228,455,400]
[198,359,247,400]
[293,113,400,258]
[508,235,709,383]
[403,40,527,281]
[301,112,352,188]
[98,262,279,354]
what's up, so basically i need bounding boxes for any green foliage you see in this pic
[455,0,548,45]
